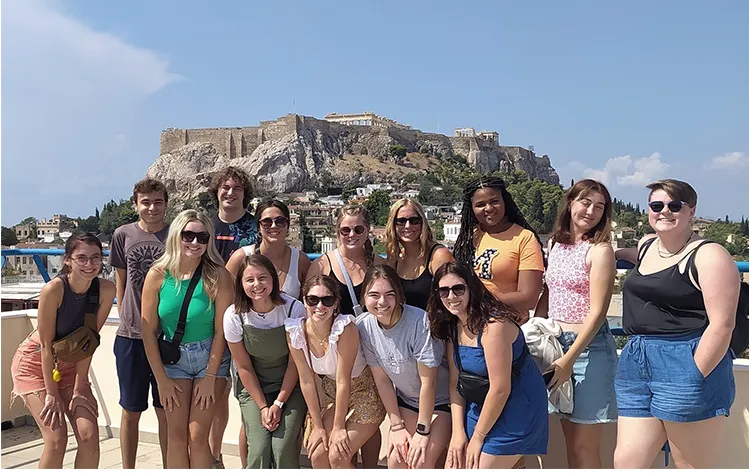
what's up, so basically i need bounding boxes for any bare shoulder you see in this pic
[144,266,166,287]
[590,242,615,259]
[637,233,657,249]
[432,246,454,263]
[98,277,116,294]
[41,277,64,299]
[483,318,518,346]
[694,240,736,271]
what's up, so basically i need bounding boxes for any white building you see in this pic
[355,183,393,198]
[404,189,420,199]
[444,221,462,243]
[320,236,336,253]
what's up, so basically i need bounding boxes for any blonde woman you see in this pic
[141,210,234,469]
[385,198,454,310]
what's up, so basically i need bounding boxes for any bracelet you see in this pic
[473,428,488,439]
[204,372,217,378]
[259,405,269,411]
[390,421,406,432]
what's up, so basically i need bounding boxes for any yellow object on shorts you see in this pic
[52,369,62,383]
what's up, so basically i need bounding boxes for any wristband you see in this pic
[273,399,285,410]
[390,421,406,432]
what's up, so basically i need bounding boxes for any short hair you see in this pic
[210,166,255,209]
[646,179,697,207]
[132,178,168,204]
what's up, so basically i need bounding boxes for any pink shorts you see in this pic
[10,331,78,406]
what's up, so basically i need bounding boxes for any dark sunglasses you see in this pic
[438,284,467,298]
[181,230,211,244]
[259,216,289,229]
[304,295,337,307]
[339,225,366,236]
[648,200,687,213]
[394,216,423,227]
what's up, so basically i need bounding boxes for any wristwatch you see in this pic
[415,423,431,436]
[273,399,285,410]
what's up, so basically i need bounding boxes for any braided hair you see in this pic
[453,175,545,267]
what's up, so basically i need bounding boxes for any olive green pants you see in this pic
[238,388,307,469]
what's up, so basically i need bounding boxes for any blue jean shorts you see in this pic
[163,336,231,380]
[615,330,736,423]
[549,322,618,424]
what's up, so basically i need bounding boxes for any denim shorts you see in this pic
[615,330,736,423]
[548,322,618,424]
[163,336,231,380]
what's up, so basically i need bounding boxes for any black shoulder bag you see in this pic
[158,262,203,365]
[451,321,528,406]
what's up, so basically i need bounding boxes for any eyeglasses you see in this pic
[259,217,289,229]
[438,284,467,298]
[648,201,687,213]
[71,255,102,265]
[304,295,337,307]
[339,225,366,236]
[394,216,423,227]
[181,230,211,244]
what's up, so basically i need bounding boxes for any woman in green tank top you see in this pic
[141,210,234,469]
[224,254,308,468]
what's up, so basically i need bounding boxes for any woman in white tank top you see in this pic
[227,199,311,300]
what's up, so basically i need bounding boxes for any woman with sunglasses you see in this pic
[453,175,545,325]
[10,233,115,468]
[224,253,307,468]
[385,198,454,310]
[141,210,233,469]
[285,275,386,469]
[427,261,548,469]
[534,179,618,468]
[614,179,738,469]
[227,199,311,301]
[355,265,452,469]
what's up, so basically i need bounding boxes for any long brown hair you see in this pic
[551,179,613,245]
[302,274,342,315]
[233,254,285,313]
[336,204,375,267]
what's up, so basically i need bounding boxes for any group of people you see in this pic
[9,165,740,469]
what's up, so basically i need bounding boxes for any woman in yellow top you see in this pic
[453,175,545,323]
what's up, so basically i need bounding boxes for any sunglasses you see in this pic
[438,284,467,298]
[648,200,687,213]
[259,216,289,229]
[394,216,423,227]
[339,225,366,236]
[304,295,337,307]
[181,230,211,244]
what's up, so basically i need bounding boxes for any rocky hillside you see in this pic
[147,114,559,205]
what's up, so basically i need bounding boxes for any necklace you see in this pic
[657,235,692,258]
[307,320,329,348]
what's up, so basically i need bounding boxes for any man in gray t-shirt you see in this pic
[356,304,451,409]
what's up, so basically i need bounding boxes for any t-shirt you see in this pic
[109,222,169,339]
[212,212,258,263]
[224,295,305,343]
[473,224,544,317]
[356,304,451,408]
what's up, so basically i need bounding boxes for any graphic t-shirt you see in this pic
[109,222,169,339]
[212,212,258,263]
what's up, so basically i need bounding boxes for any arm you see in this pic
[445,342,467,469]
[407,363,439,468]
[225,249,245,279]
[532,239,555,319]
[115,268,126,312]
[496,270,543,311]
[224,308,267,413]
[693,243,739,377]
[306,253,329,280]
[370,365,410,463]
[36,280,65,429]
[549,244,615,389]
[298,252,312,284]
[329,324,359,459]
[428,246,455,275]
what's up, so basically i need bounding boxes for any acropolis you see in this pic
[323,112,411,129]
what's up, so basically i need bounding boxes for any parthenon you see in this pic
[454,127,500,144]
[324,112,411,129]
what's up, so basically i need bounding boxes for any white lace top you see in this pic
[284,313,368,378]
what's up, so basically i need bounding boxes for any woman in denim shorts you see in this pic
[142,210,233,469]
[535,179,618,468]
[615,180,738,468]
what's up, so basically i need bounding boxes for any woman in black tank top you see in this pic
[614,180,740,469]
[10,233,115,469]
[384,198,454,310]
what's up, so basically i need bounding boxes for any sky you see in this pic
[2,0,748,226]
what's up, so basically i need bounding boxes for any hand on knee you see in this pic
[309,446,330,468]
[387,454,408,470]
[328,450,352,469]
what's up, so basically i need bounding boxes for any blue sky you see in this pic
[3,0,748,226]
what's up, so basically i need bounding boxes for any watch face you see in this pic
[417,423,426,432]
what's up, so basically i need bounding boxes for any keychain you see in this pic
[52,354,61,383]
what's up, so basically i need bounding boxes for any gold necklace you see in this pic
[657,234,692,258]
[307,320,329,348]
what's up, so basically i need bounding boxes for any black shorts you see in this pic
[114,336,163,412]
[396,396,451,414]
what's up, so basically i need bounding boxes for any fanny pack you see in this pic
[52,278,101,364]
[451,320,528,406]
[158,263,203,365]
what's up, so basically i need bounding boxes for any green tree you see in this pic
[76,215,100,233]
[1,226,18,245]
[431,219,445,241]
[99,199,138,235]
[364,190,392,226]
[389,144,407,160]
[19,217,37,226]
[299,214,317,254]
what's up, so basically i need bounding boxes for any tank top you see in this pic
[324,254,362,315]
[398,245,439,310]
[242,245,302,300]
[158,271,215,343]
[622,238,708,335]
[55,274,90,340]
[546,241,591,324]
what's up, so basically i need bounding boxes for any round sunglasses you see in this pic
[304,295,337,307]
[181,230,210,244]
[339,225,366,236]
[648,200,687,213]
[259,216,289,229]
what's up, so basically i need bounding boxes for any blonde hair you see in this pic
[384,198,435,263]
[336,204,374,267]
[152,209,224,300]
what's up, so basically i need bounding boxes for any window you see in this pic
[22,257,27,264]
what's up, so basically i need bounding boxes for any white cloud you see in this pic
[1,0,181,224]
[583,153,670,187]
[709,152,749,170]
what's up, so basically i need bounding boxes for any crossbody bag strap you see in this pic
[333,249,360,309]
[84,278,100,330]
[451,322,464,372]
[172,262,203,347]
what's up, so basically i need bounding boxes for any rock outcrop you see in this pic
[147,114,560,204]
